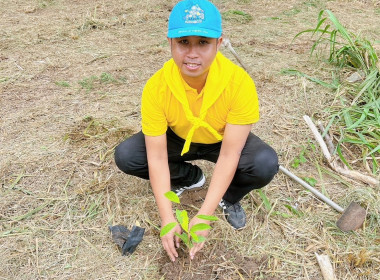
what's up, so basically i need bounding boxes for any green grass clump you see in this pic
[78,72,121,92]
[221,10,252,23]
[79,75,98,91]
[55,81,70,87]
[289,10,379,175]
[38,0,55,8]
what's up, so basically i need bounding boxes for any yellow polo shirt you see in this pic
[141,52,259,155]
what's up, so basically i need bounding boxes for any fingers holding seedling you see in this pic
[160,221,181,261]
[188,215,214,259]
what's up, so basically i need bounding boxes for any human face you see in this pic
[169,36,223,84]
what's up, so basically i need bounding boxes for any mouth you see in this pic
[184,62,201,70]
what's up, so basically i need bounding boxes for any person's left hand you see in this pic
[188,216,211,260]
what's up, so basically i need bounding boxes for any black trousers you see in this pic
[114,129,278,204]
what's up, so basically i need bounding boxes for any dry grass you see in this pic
[1,0,379,279]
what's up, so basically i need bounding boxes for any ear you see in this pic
[216,36,223,50]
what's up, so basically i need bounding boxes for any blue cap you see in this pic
[168,0,222,38]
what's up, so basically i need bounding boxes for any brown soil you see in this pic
[160,244,272,280]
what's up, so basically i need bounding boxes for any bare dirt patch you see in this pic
[160,244,272,280]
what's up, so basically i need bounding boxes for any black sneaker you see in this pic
[219,199,246,229]
[171,173,206,196]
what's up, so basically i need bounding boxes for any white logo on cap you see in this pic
[184,5,204,24]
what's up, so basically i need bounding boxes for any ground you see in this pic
[1,0,379,279]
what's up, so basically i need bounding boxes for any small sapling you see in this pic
[160,191,218,250]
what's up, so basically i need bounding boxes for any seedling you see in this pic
[160,191,218,250]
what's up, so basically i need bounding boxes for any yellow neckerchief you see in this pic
[164,52,235,155]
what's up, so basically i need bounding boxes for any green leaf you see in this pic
[258,189,272,211]
[273,211,292,218]
[196,214,219,221]
[343,110,353,128]
[176,209,189,232]
[175,209,183,225]
[284,204,303,217]
[281,69,339,89]
[291,158,301,168]
[190,232,199,242]
[367,145,380,157]
[175,232,190,247]
[190,223,212,233]
[12,201,54,222]
[160,222,177,237]
[302,177,317,187]
[164,191,180,204]
[193,235,206,244]
[299,153,307,164]
[336,144,352,169]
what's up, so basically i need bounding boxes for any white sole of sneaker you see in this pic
[175,174,206,196]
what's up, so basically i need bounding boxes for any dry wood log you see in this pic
[303,115,379,187]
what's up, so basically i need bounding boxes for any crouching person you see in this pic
[114,0,278,262]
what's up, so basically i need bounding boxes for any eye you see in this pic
[178,39,189,45]
[199,40,210,45]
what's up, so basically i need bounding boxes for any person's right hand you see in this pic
[161,219,182,262]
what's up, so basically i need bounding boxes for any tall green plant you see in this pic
[296,10,378,71]
[292,10,379,174]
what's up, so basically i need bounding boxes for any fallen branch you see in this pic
[317,121,335,155]
[222,38,250,73]
[303,115,378,187]
[315,253,337,280]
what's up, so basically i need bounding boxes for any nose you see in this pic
[186,43,199,58]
